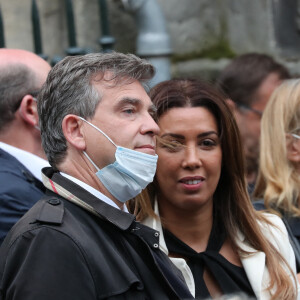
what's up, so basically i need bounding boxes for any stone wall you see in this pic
[0,0,299,80]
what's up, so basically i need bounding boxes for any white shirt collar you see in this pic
[60,172,128,212]
[0,141,49,181]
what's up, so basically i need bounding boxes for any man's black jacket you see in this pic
[0,167,192,300]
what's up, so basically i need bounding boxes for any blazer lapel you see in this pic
[236,231,267,300]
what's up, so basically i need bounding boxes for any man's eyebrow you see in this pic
[113,97,141,111]
[160,131,218,139]
[115,97,157,113]
[117,97,141,106]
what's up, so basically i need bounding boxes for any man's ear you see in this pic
[18,95,39,127]
[226,98,243,123]
[286,134,300,163]
[226,98,237,111]
[62,114,86,151]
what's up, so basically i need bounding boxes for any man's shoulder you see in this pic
[0,148,33,180]
[2,193,121,249]
[1,194,140,281]
[0,196,99,299]
[0,165,44,209]
[0,146,43,189]
[0,195,94,266]
[1,196,63,243]
[0,148,22,172]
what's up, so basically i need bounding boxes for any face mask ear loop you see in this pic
[78,116,117,148]
[33,98,40,131]
[83,151,100,172]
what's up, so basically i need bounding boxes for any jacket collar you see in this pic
[235,230,267,299]
[143,199,196,297]
[143,199,170,255]
[42,167,135,231]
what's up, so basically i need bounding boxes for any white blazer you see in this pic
[143,201,300,299]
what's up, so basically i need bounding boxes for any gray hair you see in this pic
[0,64,40,132]
[38,52,155,169]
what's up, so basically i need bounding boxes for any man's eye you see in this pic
[123,109,135,114]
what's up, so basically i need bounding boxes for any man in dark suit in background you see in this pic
[0,49,51,244]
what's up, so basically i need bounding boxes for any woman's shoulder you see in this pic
[236,212,292,261]
[257,212,290,251]
[252,201,287,235]
[258,212,286,233]
[257,212,298,283]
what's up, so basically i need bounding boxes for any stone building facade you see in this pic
[1,0,299,80]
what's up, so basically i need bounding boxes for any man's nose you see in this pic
[141,113,160,136]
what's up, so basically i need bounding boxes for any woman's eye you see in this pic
[170,140,183,147]
[200,139,217,148]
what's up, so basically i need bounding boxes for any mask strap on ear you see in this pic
[78,116,117,147]
[32,98,40,131]
[83,151,100,172]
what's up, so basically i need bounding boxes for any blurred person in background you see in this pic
[253,79,300,279]
[217,53,290,194]
[0,49,50,245]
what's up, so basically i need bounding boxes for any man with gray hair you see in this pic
[0,52,192,300]
[0,49,51,245]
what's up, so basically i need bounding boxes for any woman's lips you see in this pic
[179,176,205,190]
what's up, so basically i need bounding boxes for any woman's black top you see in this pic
[163,218,256,299]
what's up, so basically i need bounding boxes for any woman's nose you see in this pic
[182,146,201,169]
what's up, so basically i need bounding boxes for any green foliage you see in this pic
[171,39,236,62]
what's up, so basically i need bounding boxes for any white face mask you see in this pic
[79,117,158,203]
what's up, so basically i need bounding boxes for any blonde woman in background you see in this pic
[254,79,300,278]
[129,79,300,300]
